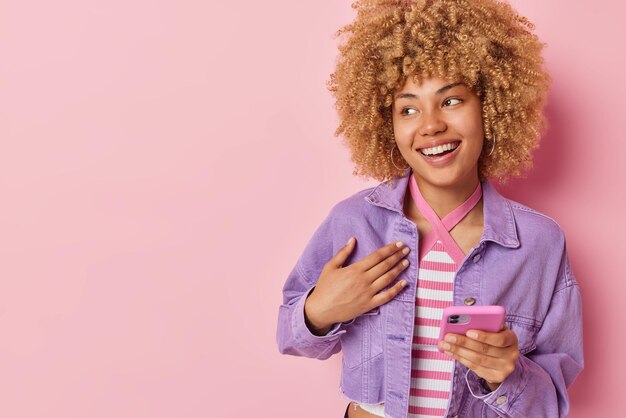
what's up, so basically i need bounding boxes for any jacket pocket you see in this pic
[340,309,384,369]
[505,314,539,355]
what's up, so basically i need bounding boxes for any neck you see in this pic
[412,174,481,219]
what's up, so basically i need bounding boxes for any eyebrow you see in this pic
[394,82,463,101]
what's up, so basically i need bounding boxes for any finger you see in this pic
[353,241,406,271]
[441,333,507,358]
[442,349,510,384]
[464,328,518,349]
[441,340,505,369]
[369,278,407,308]
[370,256,410,293]
[366,244,410,279]
[327,236,357,269]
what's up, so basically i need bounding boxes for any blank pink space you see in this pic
[0,1,620,417]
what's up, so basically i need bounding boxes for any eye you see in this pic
[400,107,417,116]
[443,98,462,107]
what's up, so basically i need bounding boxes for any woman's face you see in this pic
[392,76,485,191]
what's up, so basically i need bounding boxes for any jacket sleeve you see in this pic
[466,246,584,418]
[276,210,350,359]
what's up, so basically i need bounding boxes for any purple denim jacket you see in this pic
[277,172,583,418]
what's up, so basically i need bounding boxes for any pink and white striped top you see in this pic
[409,240,457,417]
[408,176,482,418]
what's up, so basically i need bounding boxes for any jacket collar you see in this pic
[364,170,519,248]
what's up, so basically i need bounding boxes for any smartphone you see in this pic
[437,305,506,351]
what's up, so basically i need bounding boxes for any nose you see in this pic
[418,108,447,136]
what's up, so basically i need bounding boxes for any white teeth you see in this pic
[420,142,459,156]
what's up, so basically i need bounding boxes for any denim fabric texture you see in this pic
[277,171,583,418]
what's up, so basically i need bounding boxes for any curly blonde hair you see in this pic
[327,0,550,182]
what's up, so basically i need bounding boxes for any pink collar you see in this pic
[409,176,483,265]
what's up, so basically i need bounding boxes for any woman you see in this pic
[277,1,583,417]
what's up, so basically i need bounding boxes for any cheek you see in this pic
[471,121,485,142]
[473,111,485,133]
[468,106,485,135]
[392,118,415,141]
[457,113,484,142]
[468,127,485,154]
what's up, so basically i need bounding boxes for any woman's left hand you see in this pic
[438,327,520,391]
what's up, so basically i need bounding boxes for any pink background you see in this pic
[0,1,622,417]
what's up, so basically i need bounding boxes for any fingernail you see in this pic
[400,280,407,287]
[402,247,410,255]
[396,241,404,247]
[444,335,456,343]
[444,351,453,356]
[440,342,451,351]
[347,237,354,245]
[467,331,478,339]
[402,259,409,267]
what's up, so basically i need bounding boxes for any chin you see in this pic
[412,167,478,189]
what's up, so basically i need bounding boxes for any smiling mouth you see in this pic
[419,141,461,157]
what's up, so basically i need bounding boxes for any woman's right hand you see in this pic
[304,237,411,335]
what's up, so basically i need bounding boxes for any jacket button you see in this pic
[464,297,476,306]
[473,254,481,263]
[496,395,507,405]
